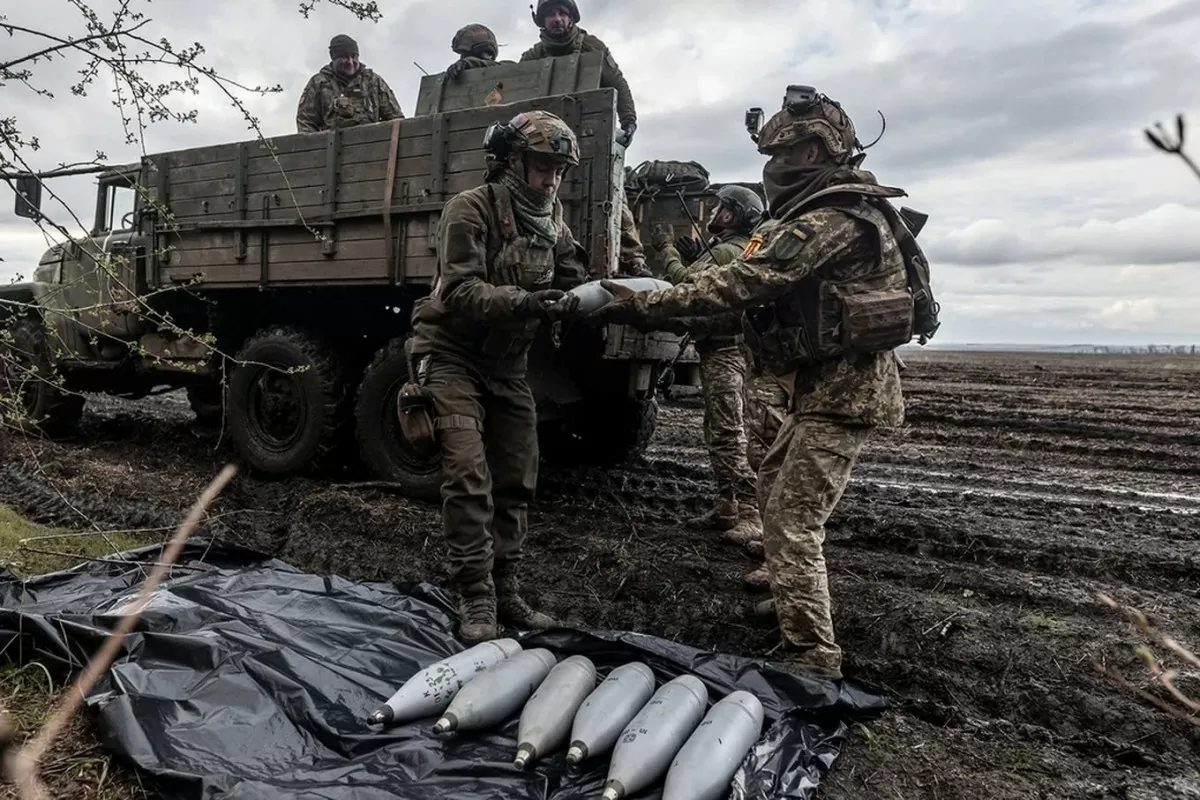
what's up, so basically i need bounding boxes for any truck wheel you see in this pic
[0,316,85,437]
[226,325,349,476]
[353,338,443,503]
[544,397,659,466]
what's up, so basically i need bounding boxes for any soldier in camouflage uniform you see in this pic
[587,87,914,680]
[446,24,514,81]
[651,186,767,551]
[410,110,587,644]
[520,0,649,276]
[296,34,403,133]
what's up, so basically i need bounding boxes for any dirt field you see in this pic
[2,349,1199,799]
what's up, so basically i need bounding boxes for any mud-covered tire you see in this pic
[0,315,85,438]
[353,338,443,503]
[226,325,349,476]
[186,382,225,424]
[543,397,658,466]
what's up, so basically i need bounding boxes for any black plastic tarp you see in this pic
[0,542,886,799]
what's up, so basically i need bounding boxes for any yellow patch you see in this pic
[484,86,504,106]
[742,234,764,257]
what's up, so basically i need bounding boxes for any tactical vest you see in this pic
[741,183,916,376]
[444,183,562,361]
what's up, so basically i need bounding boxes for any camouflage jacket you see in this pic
[623,197,905,427]
[410,182,588,378]
[661,232,748,348]
[519,28,637,127]
[447,56,516,74]
[295,65,404,133]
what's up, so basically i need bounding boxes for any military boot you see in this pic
[495,562,557,631]
[721,503,763,552]
[743,565,770,589]
[687,496,738,531]
[457,575,499,644]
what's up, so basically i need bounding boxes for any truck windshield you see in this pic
[104,182,136,232]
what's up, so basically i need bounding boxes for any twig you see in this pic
[1,464,238,800]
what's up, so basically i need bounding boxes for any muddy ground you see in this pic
[2,349,1199,799]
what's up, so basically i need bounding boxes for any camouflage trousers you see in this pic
[743,371,789,474]
[698,344,758,511]
[757,413,872,678]
[424,356,538,586]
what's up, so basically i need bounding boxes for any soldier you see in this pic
[409,110,586,645]
[650,185,766,552]
[446,23,513,81]
[520,0,648,276]
[586,86,915,680]
[296,34,403,133]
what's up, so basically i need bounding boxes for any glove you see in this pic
[542,292,581,322]
[675,236,702,263]
[650,224,674,251]
[617,258,652,278]
[616,120,637,148]
[586,280,645,327]
[516,288,566,319]
[446,60,466,81]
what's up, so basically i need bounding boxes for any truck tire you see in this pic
[353,338,443,503]
[186,382,225,424]
[226,325,349,476]
[543,397,658,466]
[0,315,85,437]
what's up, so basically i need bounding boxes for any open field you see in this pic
[2,349,1199,798]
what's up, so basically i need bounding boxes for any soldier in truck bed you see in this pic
[520,0,650,276]
[296,34,404,133]
[445,24,515,81]
[409,110,586,645]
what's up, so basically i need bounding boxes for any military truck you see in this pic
[0,53,690,501]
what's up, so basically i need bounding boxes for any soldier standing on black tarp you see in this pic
[409,111,586,644]
[586,87,914,680]
[296,34,403,133]
[650,186,767,554]
[519,0,649,276]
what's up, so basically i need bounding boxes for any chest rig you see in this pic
[741,183,915,376]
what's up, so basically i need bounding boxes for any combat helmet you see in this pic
[531,0,580,26]
[713,184,765,234]
[756,85,863,164]
[483,109,580,167]
[451,23,497,57]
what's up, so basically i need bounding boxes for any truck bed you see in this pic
[142,88,622,290]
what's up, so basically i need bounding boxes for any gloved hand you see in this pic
[675,236,702,263]
[541,292,581,321]
[616,120,637,148]
[650,223,674,251]
[586,280,645,327]
[516,288,566,318]
[446,60,466,81]
[617,258,653,278]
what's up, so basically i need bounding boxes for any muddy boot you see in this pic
[687,497,738,531]
[769,652,843,681]
[721,504,763,551]
[495,563,557,631]
[457,575,499,645]
[743,565,770,590]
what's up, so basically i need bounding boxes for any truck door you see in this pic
[55,172,150,357]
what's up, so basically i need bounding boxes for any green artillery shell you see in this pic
[600,674,709,800]
[564,661,656,765]
[662,689,765,800]
[513,654,597,769]
[367,638,522,725]
[432,648,558,734]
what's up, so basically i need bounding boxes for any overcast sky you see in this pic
[3,0,1200,346]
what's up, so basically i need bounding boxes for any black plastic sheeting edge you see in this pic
[0,541,887,799]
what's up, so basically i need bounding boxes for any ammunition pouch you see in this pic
[828,283,914,354]
[396,381,439,458]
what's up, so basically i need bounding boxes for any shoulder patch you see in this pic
[769,221,817,261]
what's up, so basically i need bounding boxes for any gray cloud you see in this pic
[2,0,1200,345]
